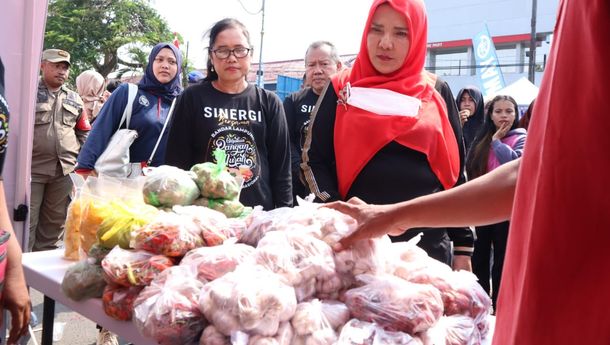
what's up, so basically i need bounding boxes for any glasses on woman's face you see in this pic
[211,47,251,59]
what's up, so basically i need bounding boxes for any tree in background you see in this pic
[44,0,185,84]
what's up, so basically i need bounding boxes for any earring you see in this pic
[211,66,215,72]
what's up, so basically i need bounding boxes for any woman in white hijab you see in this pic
[76,70,108,122]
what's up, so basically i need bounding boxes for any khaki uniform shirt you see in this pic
[33,80,88,179]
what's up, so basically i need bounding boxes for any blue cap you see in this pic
[188,70,205,83]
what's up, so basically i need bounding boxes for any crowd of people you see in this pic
[0,0,607,344]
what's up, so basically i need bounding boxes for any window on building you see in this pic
[495,46,518,74]
[430,50,470,76]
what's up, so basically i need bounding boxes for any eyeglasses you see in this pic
[211,47,251,59]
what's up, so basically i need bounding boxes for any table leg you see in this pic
[41,296,55,345]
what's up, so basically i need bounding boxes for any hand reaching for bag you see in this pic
[324,197,405,251]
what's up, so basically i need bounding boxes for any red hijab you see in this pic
[331,0,459,199]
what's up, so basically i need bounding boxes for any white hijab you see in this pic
[76,70,106,119]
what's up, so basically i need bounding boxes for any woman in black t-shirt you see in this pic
[165,19,292,210]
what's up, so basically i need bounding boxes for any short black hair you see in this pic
[106,79,122,93]
[204,18,252,82]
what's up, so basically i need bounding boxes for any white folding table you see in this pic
[21,249,155,345]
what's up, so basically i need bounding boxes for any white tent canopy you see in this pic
[486,77,539,106]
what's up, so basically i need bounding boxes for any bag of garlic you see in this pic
[336,319,423,345]
[199,264,297,337]
[254,230,335,301]
[291,299,350,345]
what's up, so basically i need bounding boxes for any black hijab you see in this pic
[138,43,183,103]
[456,86,485,151]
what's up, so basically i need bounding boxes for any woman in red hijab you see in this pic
[302,0,473,266]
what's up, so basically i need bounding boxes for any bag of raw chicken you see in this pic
[334,236,392,277]
[422,315,481,345]
[392,248,491,323]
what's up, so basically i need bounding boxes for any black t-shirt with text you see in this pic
[165,81,292,210]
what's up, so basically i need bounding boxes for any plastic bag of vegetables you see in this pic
[133,266,206,345]
[191,149,241,200]
[193,197,245,218]
[101,246,174,287]
[64,174,86,260]
[102,284,144,321]
[61,260,107,301]
[143,165,200,207]
[132,211,204,257]
[96,201,159,249]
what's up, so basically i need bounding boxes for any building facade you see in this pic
[253,0,560,95]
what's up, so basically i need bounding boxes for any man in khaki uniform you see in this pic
[30,49,90,251]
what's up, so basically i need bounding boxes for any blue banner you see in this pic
[472,25,506,97]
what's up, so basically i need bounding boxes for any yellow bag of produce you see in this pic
[64,173,86,260]
[64,198,83,260]
[97,201,158,249]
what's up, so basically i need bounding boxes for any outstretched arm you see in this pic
[327,158,521,250]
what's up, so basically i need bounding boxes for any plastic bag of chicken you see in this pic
[422,315,481,345]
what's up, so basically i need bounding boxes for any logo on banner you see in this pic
[473,25,506,97]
